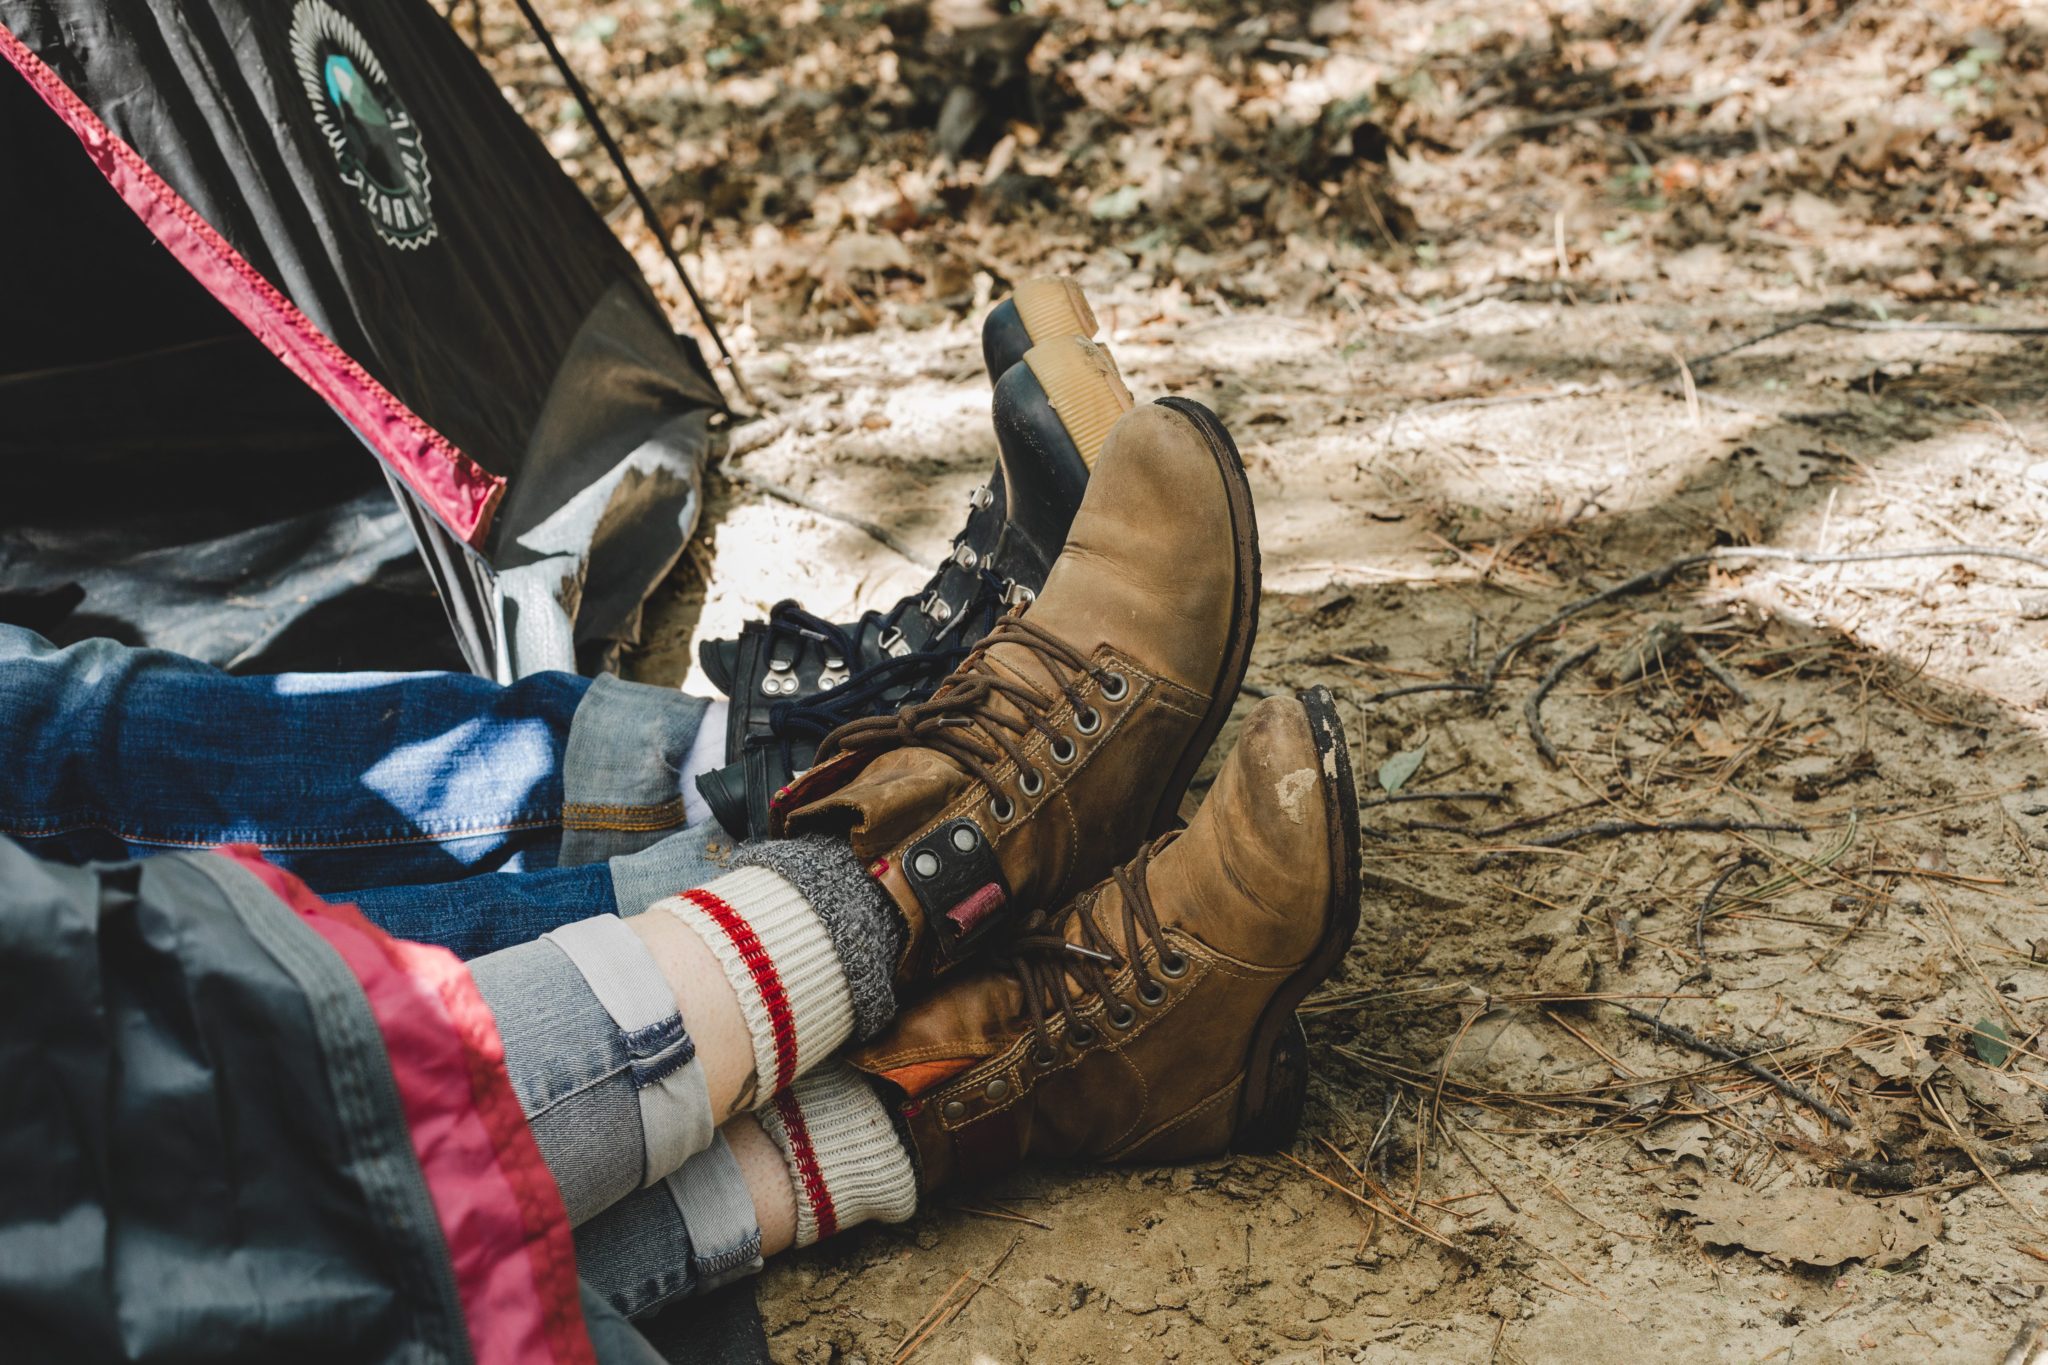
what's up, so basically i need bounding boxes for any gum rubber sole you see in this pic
[1013,277,1098,349]
[1144,396,1262,840]
[1230,685,1362,1152]
[983,276,1098,388]
[1021,337,1133,468]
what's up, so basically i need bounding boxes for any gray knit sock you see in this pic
[730,835,901,1040]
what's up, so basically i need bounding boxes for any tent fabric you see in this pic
[0,834,629,1362]
[0,0,728,678]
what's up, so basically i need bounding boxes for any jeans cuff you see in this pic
[559,676,710,865]
[609,823,737,916]
[470,936,642,1224]
[543,916,715,1184]
[667,1135,766,1290]
[572,1134,765,1320]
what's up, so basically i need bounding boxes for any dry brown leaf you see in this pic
[1667,1176,1942,1268]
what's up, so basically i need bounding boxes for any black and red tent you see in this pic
[2,0,728,678]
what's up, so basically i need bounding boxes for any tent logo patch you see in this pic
[290,2,436,249]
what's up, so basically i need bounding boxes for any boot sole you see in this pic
[982,277,1098,387]
[1023,337,1132,469]
[1146,396,1263,839]
[1229,686,1362,1152]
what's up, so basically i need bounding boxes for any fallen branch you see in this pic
[1834,1142,2048,1193]
[1484,544,2048,686]
[1474,817,1806,868]
[1693,855,1767,965]
[1361,788,1508,809]
[1462,83,1754,158]
[718,460,922,563]
[1652,309,2048,388]
[1524,644,1597,767]
[1608,1002,1856,1130]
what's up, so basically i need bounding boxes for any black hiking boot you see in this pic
[695,317,1132,841]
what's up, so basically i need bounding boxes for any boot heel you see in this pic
[1014,276,1098,348]
[982,277,1097,383]
[1022,337,1132,468]
[1232,1014,1310,1153]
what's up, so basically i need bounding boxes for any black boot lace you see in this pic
[818,612,1126,821]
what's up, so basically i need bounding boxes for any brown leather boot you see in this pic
[770,393,1262,983]
[843,689,1360,1191]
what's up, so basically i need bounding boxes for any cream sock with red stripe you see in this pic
[758,1064,919,1248]
[660,866,856,1105]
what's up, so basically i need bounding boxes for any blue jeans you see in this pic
[0,624,759,1313]
[0,625,726,956]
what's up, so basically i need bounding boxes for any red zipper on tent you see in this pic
[0,21,506,546]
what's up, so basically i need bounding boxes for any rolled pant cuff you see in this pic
[559,675,710,865]
[573,1134,765,1319]
[609,822,733,918]
[470,917,712,1224]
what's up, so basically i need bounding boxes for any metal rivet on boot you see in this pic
[912,851,941,879]
[942,1100,967,1121]
[950,825,979,853]
[984,1078,1010,1101]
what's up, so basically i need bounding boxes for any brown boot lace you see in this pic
[818,611,1127,821]
[1003,832,1189,1063]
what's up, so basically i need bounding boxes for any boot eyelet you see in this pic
[1158,952,1189,979]
[1069,1025,1097,1047]
[1049,736,1077,764]
[1099,672,1129,702]
[1019,768,1045,797]
[1109,1005,1136,1030]
[1032,1046,1058,1067]
[1074,707,1101,736]
[990,794,1017,822]
[1138,980,1167,1006]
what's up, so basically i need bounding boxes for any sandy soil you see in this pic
[473,1,2048,1358]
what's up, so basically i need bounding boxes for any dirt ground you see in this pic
[475,1,2048,1358]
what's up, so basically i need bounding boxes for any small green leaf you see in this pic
[1972,1017,2011,1067]
[1377,744,1427,795]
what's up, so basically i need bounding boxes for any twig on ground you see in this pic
[1685,635,1753,704]
[1835,1142,2048,1193]
[1693,855,1767,967]
[1462,83,1754,158]
[718,460,923,562]
[1363,680,1491,705]
[1484,545,2048,686]
[1525,644,1598,766]
[1655,309,2048,388]
[893,1238,1019,1363]
[1474,817,1805,867]
[1608,1002,1855,1129]
[1362,788,1509,809]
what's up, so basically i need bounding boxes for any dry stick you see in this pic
[1923,1085,2046,1232]
[1693,855,1767,967]
[717,460,923,563]
[1834,1141,2048,1193]
[1607,1002,1855,1129]
[1273,1151,1458,1251]
[1524,644,1598,766]
[1472,817,1804,869]
[1475,543,2048,694]
[1462,83,1755,158]
[1653,310,2048,388]
[1361,788,1509,808]
[893,1238,1019,1364]
[1684,634,1753,704]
